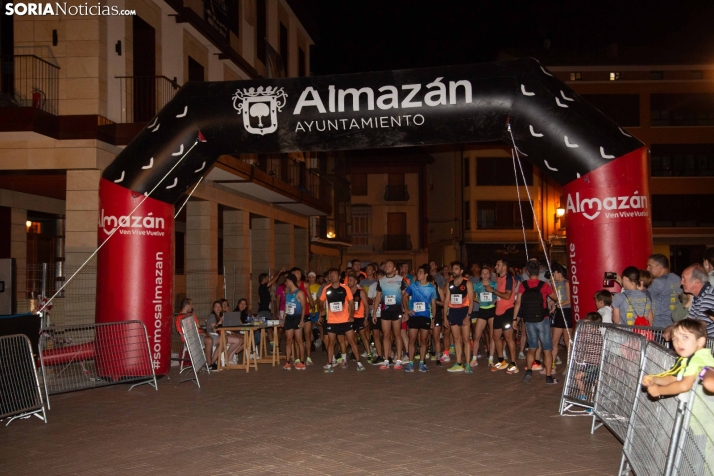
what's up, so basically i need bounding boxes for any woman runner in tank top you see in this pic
[549,265,571,371]
[471,266,497,367]
[283,274,306,370]
[444,261,475,374]
[348,274,372,362]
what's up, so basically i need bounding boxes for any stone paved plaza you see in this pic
[1,353,622,475]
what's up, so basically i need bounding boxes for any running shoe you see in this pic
[545,376,559,384]
[294,362,306,370]
[282,362,292,371]
[447,363,464,372]
[323,364,332,371]
[425,352,431,360]
[306,357,313,366]
[324,366,334,374]
[491,361,508,371]
[555,356,563,365]
[394,360,403,370]
[414,354,420,360]
[379,359,391,370]
[404,362,414,373]
[518,352,526,360]
[370,355,383,365]
[506,363,519,374]
[464,364,473,375]
[469,358,478,368]
[441,353,451,363]
[341,360,347,369]
[449,344,456,355]
[430,354,437,361]
[531,362,543,371]
[314,338,322,349]
[361,351,368,358]
[357,363,366,372]
[476,352,482,358]
[419,362,428,372]
[522,372,532,383]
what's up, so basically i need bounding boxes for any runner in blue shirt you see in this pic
[403,264,438,372]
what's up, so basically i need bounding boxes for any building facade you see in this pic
[347,149,430,270]
[0,0,334,320]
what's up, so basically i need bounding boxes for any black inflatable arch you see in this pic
[97,58,652,374]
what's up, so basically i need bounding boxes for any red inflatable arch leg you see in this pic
[563,146,652,322]
[96,179,174,376]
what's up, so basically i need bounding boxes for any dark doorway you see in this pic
[670,245,706,276]
[188,56,205,82]
[132,16,156,122]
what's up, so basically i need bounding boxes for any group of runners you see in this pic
[266,257,566,383]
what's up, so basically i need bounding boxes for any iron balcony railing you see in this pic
[384,184,410,201]
[382,234,412,251]
[311,216,352,244]
[0,55,59,115]
[116,75,180,123]
[244,156,330,200]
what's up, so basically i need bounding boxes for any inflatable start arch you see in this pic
[97,58,651,374]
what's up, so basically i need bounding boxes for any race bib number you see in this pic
[311,292,317,300]
[414,302,426,312]
[286,303,296,315]
[385,295,397,305]
[451,294,463,305]
[376,307,381,317]
[479,292,492,303]
[355,301,360,311]
[329,302,343,313]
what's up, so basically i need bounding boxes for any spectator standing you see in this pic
[646,254,681,328]
[612,267,653,326]
[683,264,714,337]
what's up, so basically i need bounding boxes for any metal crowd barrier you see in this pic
[561,322,667,416]
[619,341,683,476]
[671,380,714,475]
[0,334,47,426]
[39,321,158,408]
[560,321,607,414]
[592,327,646,441]
[177,316,209,388]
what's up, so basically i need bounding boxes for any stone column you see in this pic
[223,209,251,308]
[186,200,218,318]
[63,169,101,324]
[10,207,27,311]
[250,217,274,313]
[274,222,293,271]
[294,226,308,273]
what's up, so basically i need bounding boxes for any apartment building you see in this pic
[442,48,714,274]
[346,149,431,270]
[0,0,334,318]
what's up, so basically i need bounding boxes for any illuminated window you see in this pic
[609,72,622,81]
[569,72,582,81]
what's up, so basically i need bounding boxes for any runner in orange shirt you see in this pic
[319,268,364,373]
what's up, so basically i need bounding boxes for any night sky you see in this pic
[304,0,714,76]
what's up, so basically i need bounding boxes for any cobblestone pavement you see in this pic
[1,352,622,475]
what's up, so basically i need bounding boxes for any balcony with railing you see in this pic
[311,216,352,245]
[0,55,59,115]
[116,76,180,123]
[249,155,329,200]
[382,234,412,251]
[206,155,333,216]
[384,184,410,201]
